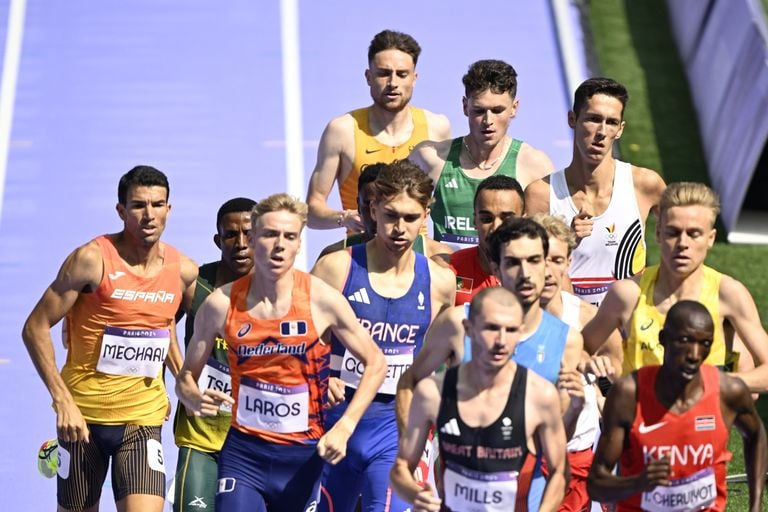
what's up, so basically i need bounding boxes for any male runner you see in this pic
[22,166,198,512]
[450,174,525,306]
[176,194,386,512]
[588,300,767,511]
[583,182,768,391]
[312,160,456,511]
[307,29,450,231]
[410,59,554,249]
[172,197,256,512]
[525,77,666,306]
[390,287,568,511]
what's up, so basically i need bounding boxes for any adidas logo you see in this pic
[347,288,371,304]
[440,417,461,436]
[445,178,459,189]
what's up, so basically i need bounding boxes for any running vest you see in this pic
[61,235,181,425]
[512,311,569,385]
[623,265,725,374]
[618,365,730,511]
[437,365,536,511]
[174,262,232,453]
[549,161,645,306]
[339,106,429,212]
[431,137,521,249]
[331,244,432,402]
[450,246,500,306]
[224,270,329,445]
[344,232,426,255]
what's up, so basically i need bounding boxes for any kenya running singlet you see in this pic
[623,265,725,374]
[339,106,429,212]
[450,246,500,306]
[549,161,645,306]
[224,270,329,445]
[618,365,731,511]
[62,235,181,425]
[431,137,521,249]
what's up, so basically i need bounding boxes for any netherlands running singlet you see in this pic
[431,137,521,249]
[450,246,500,306]
[549,161,645,306]
[623,265,725,374]
[437,365,536,511]
[224,270,329,445]
[618,365,731,511]
[339,106,429,212]
[62,235,181,425]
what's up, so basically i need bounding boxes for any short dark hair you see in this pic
[118,165,169,205]
[216,197,257,230]
[663,300,714,337]
[572,77,629,118]
[473,175,525,211]
[488,217,549,265]
[373,159,434,210]
[358,163,387,194]
[368,30,421,65]
[463,59,518,98]
[468,286,519,322]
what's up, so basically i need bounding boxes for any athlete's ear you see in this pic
[214,234,221,249]
[658,328,667,348]
[510,98,519,118]
[567,110,577,129]
[615,120,626,140]
[462,96,468,117]
[707,228,716,249]
[116,203,125,221]
[365,68,372,86]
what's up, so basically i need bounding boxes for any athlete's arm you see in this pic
[424,237,453,266]
[721,373,768,511]
[409,139,447,185]
[390,375,443,512]
[529,373,568,511]
[166,255,199,377]
[175,287,234,416]
[21,241,103,443]
[582,279,639,373]
[424,110,451,141]
[306,115,364,231]
[309,249,349,291]
[632,165,666,221]
[428,260,457,320]
[515,143,555,189]
[523,178,551,216]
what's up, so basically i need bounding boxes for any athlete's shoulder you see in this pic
[717,272,758,313]
[178,253,199,288]
[630,164,666,201]
[516,142,555,188]
[311,248,351,289]
[427,256,457,283]
[523,176,553,215]
[320,112,358,143]
[410,137,452,174]
[524,365,559,400]
[419,108,451,140]
[718,369,752,414]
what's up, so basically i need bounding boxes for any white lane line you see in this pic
[279,0,307,270]
[0,0,27,226]
[0,358,10,364]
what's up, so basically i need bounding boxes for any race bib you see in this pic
[443,461,518,512]
[340,345,414,395]
[198,357,232,413]
[641,467,716,512]
[237,378,309,433]
[96,327,170,378]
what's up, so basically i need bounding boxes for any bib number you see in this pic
[97,327,170,378]
[641,467,716,512]
[198,357,232,413]
[340,346,414,395]
[443,461,518,512]
[237,378,309,433]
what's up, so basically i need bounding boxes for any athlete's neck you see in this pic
[655,366,705,413]
[368,238,416,275]
[520,302,544,339]
[541,290,563,319]
[216,262,251,288]
[368,104,413,139]
[113,231,163,270]
[463,135,510,170]
[466,358,518,393]
[248,267,294,317]
[655,264,707,304]
[565,153,617,192]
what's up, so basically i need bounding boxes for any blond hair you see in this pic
[659,182,720,226]
[251,193,308,228]
[532,213,577,254]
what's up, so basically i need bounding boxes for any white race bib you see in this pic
[340,345,414,395]
[237,378,309,433]
[96,327,170,378]
[443,461,518,512]
[198,357,232,413]
[641,467,717,512]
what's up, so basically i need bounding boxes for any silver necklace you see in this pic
[462,136,506,171]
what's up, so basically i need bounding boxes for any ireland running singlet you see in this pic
[623,265,725,374]
[450,246,499,306]
[224,270,329,445]
[62,235,181,425]
[339,106,429,212]
[549,161,645,306]
[431,137,521,249]
[618,365,731,511]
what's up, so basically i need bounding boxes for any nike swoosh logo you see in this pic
[365,148,382,154]
[638,421,667,434]
[640,319,654,331]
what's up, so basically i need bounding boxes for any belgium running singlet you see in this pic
[224,270,329,445]
[549,161,645,306]
[623,265,725,374]
[437,365,536,511]
[339,106,429,212]
[431,137,521,249]
[62,235,181,425]
[618,365,730,511]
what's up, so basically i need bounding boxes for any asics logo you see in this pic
[640,319,654,331]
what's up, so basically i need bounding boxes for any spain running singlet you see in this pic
[62,235,181,425]
[437,365,536,511]
[431,137,522,249]
[344,232,427,255]
[339,106,429,212]
[618,365,731,511]
[623,265,725,374]
[513,311,569,385]
[174,262,232,453]
[224,270,329,445]
[450,246,500,306]
[549,161,645,306]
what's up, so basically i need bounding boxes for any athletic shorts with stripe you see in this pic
[173,446,218,512]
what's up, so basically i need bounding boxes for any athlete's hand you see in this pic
[640,456,672,490]
[196,389,234,417]
[413,482,441,512]
[317,416,354,465]
[56,400,90,443]
[581,354,616,380]
[325,377,346,409]
[558,369,585,409]
[340,210,365,233]
[571,206,594,243]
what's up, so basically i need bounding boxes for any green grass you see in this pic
[588,1,768,509]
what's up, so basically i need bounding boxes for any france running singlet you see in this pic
[623,265,725,374]
[437,365,536,511]
[224,270,329,445]
[549,161,645,306]
[450,246,500,306]
[431,137,521,249]
[62,235,182,425]
[174,262,232,453]
[339,106,429,212]
[618,365,731,511]
[513,311,569,385]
